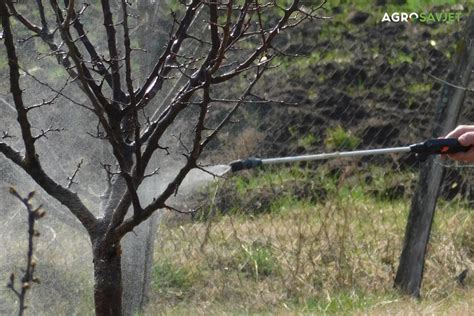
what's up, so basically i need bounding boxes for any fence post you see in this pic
[394,13,474,297]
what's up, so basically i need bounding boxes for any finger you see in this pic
[458,131,474,146]
[447,147,474,162]
[445,125,469,138]
[444,125,474,139]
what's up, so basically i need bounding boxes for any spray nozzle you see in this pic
[229,158,263,172]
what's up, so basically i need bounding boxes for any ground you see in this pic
[145,167,474,315]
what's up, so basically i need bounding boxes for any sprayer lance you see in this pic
[229,138,471,172]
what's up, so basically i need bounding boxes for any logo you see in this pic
[381,12,462,23]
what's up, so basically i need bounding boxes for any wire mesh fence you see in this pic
[150,5,474,312]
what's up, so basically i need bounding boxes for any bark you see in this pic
[393,158,443,297]
[93,239,123,316]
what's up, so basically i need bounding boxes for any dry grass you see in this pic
[145,178,473,315]
[361,290,474,315]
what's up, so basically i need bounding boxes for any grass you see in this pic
[153,261,195,291]
[152,260,197,301]
[324,125,361,150]
[407,82,434,94]
[2,166,471,315]
[145,166,473,314]
[237,242,279,280]
[388,51,414,66]
[298,133,319,149]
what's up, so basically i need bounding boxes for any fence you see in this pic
[151,4,474,313]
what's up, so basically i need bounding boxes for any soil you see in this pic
[206,5,474,202]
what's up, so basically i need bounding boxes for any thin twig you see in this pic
[7,188,45,316]
[66,158,84,189]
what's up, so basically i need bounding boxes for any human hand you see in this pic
[444,125,474,162]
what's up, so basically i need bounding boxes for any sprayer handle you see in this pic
[410,138,471,156]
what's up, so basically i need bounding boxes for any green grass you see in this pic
[237,242,280,280]
[388,51,414,66]
[152,261,196,293]
[298,133,319,149]
[324,125,361,150]
[407,82,433,94]
[299,290,395,314]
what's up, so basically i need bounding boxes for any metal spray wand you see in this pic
[229,138,471,172]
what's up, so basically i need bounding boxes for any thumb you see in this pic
[458,131,474,146]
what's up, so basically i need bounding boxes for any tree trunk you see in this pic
[393,158,443,297]
[93,240,123,316]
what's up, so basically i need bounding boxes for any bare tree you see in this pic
[0,0,325,315]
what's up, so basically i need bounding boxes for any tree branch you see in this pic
[134,0,202,106]
[0,2,97,233]
[113,83,212,240]
[202,65,265,149]
[100,0,123,103]
[212,0,301,84]
[66,1,115,90]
